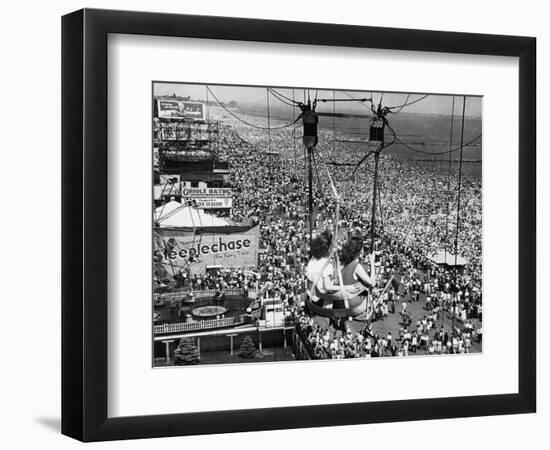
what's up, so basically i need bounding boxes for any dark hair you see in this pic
[310,230,332,259]
[339,236,364,266]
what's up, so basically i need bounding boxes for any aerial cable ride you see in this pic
[337,100,395,250]
[296,99,370,322]
[297,93,388,249]
[304,165,372,322]
[299,93,418,324]
[206,86,300,130]
[366,103,387,251]
[306,156,395,326]
[299,98,319,243]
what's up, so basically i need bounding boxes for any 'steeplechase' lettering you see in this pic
[154,237,251,261]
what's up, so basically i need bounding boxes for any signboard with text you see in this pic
[181,187,232,198]
[155,225,260,275]
[179,101,205,120]
[182,187,233,209]
[189,197,233,209]
[156,99,205,121]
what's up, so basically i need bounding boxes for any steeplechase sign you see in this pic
[155,225,260,274]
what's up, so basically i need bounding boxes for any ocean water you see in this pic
[240,104,482,178]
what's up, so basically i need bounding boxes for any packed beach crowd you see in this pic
[155,104,483,359]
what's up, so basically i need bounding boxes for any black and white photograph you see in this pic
[152,82,483,367]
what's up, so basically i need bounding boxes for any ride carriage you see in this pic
[304,255,374,323]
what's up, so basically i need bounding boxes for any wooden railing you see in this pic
[154,314,245,335]
[153,288,246,303]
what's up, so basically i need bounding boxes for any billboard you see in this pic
[157,100,181,119]
[182,187,233,209]
[156,99,205,120]
[155,225,260,275]
[179,101,205,120]
[181,187,232,198]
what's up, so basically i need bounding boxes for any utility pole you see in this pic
[308,147,313,242]
[370,148,381,251]
[301,100,319,244]
[452,96,467,337]
[443,96,455,333]
[369,105,386,252]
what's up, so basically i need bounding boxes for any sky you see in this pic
[154,82,482,117]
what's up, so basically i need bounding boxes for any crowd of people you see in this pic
[296,309,480,359]
[154,102,483,359]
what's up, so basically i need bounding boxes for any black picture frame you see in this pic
[62,8,536,442]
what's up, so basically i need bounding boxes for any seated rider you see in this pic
[305,231,365,308]
[332,236,376,310]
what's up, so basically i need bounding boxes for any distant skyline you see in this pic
[154,82,482,117]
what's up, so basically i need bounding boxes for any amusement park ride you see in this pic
[297,94,394,324]
[289,90,474,327]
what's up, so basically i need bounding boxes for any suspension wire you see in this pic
[351,151,374,178]
[389,94,411,114]
[268,88,292,106]
[444,96,456,263]
[269,90,295,108]
[303,144,308,217]
[293,89,297,177]
[332,90,336,156]
[387,94,430,111]
[194,202,204,260]
[394,133,481,155]
[206,86,299,130]
[187,204,198,258]
[317,97,372,103]
[384,122,398,147]
[378,179,385,234]
[268,88,300,107]
[311,147,323,194]
[453,96,467,321]
[269,88,302,105]
[154,182,178,225]
[165,237,178,278]
[312,146,339,235]
[266,88,271,152]
[342,91,374,109]
[205,85,210,121]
